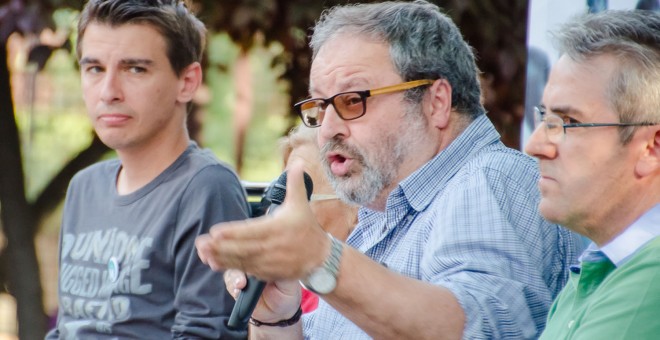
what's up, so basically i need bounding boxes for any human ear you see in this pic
[635,128,660,177]
[427,79,452,129]
[177,62,202,104]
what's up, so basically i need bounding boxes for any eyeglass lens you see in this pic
[534,107,563,143]
[300,92,365,127]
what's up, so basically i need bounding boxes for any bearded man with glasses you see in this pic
[525,10,660,340]
[196,1,582,338]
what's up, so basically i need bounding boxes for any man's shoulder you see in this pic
[427,144,544,215]
[71,158,120,184]
[452,144,540,186]
[545,236,660,339]
[175,148,247,207]
[619,236,660,270]
[186,146,234,169]
[468,144,536,171]
[179,146,241,183]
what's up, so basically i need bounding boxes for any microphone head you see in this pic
[264,171,313,206]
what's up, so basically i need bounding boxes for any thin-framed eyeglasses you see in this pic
[310,194,339,201]
[533,106,658,143]
[294,79,435,128]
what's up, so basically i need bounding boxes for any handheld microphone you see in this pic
[227,171,313,331]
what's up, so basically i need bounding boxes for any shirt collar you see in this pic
[594,203,660,266]
[397,114,501,212]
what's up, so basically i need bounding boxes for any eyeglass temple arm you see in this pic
[369,79,435,96]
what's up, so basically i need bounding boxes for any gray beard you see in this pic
[320,104,428,207]
[320,130,407,207]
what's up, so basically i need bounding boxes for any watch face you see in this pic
[307,267,336,295]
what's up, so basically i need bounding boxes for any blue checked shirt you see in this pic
[302,115,583,339]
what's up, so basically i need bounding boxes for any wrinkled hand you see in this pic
[195,162,330,322]
[196,162,328,280]
[196,162,329,319]
[224,269,301,323]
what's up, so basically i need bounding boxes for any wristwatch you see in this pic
[300,233,343,295]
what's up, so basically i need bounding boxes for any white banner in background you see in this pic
[520,0,658,149]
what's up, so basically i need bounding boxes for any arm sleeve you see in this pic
[423,165,556,339]
[170,165,250,339]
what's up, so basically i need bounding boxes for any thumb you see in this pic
[284,159,313,206]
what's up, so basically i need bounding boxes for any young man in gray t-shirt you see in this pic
[46,0,250,338]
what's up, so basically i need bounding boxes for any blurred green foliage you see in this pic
[16,49,92,202]
[204,33,290,181]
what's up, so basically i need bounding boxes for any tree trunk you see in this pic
[0,43,47,340]
[233,50,253,174]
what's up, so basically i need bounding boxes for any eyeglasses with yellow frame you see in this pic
[294,79,435,127]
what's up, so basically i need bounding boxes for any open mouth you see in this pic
[327,152,352,177]
[329,153,346,164]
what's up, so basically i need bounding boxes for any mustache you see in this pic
[320,138,364,164]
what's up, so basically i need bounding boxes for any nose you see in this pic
[99,70,123,104]
[524,124,557,159]
[318,102,349,143]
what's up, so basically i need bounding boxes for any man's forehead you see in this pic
[542,55,617,117]
[80,22,167,62]
[309,76,370,94]
[311,34,392,72]
[81,22,166,49]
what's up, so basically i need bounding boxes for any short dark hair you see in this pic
[77,0,206,76]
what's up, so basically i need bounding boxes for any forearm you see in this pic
[324,247,465,339]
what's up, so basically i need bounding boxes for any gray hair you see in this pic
[553,10,660,144]
[309,0,485,118]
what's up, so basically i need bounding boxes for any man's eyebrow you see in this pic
[79,57,99,66]
[546,105,585,119]
[547,106,572,115]
[78,57,154,66]
[119,58,154,67]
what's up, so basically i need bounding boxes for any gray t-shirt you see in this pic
[46,143,250,339]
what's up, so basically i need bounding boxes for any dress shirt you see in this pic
[302,114,582,339]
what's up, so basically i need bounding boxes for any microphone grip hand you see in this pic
[226,170,313,331]
[227,276,266,330]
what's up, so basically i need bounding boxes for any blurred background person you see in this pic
[281,125,358,242]
[280,124,359,313]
